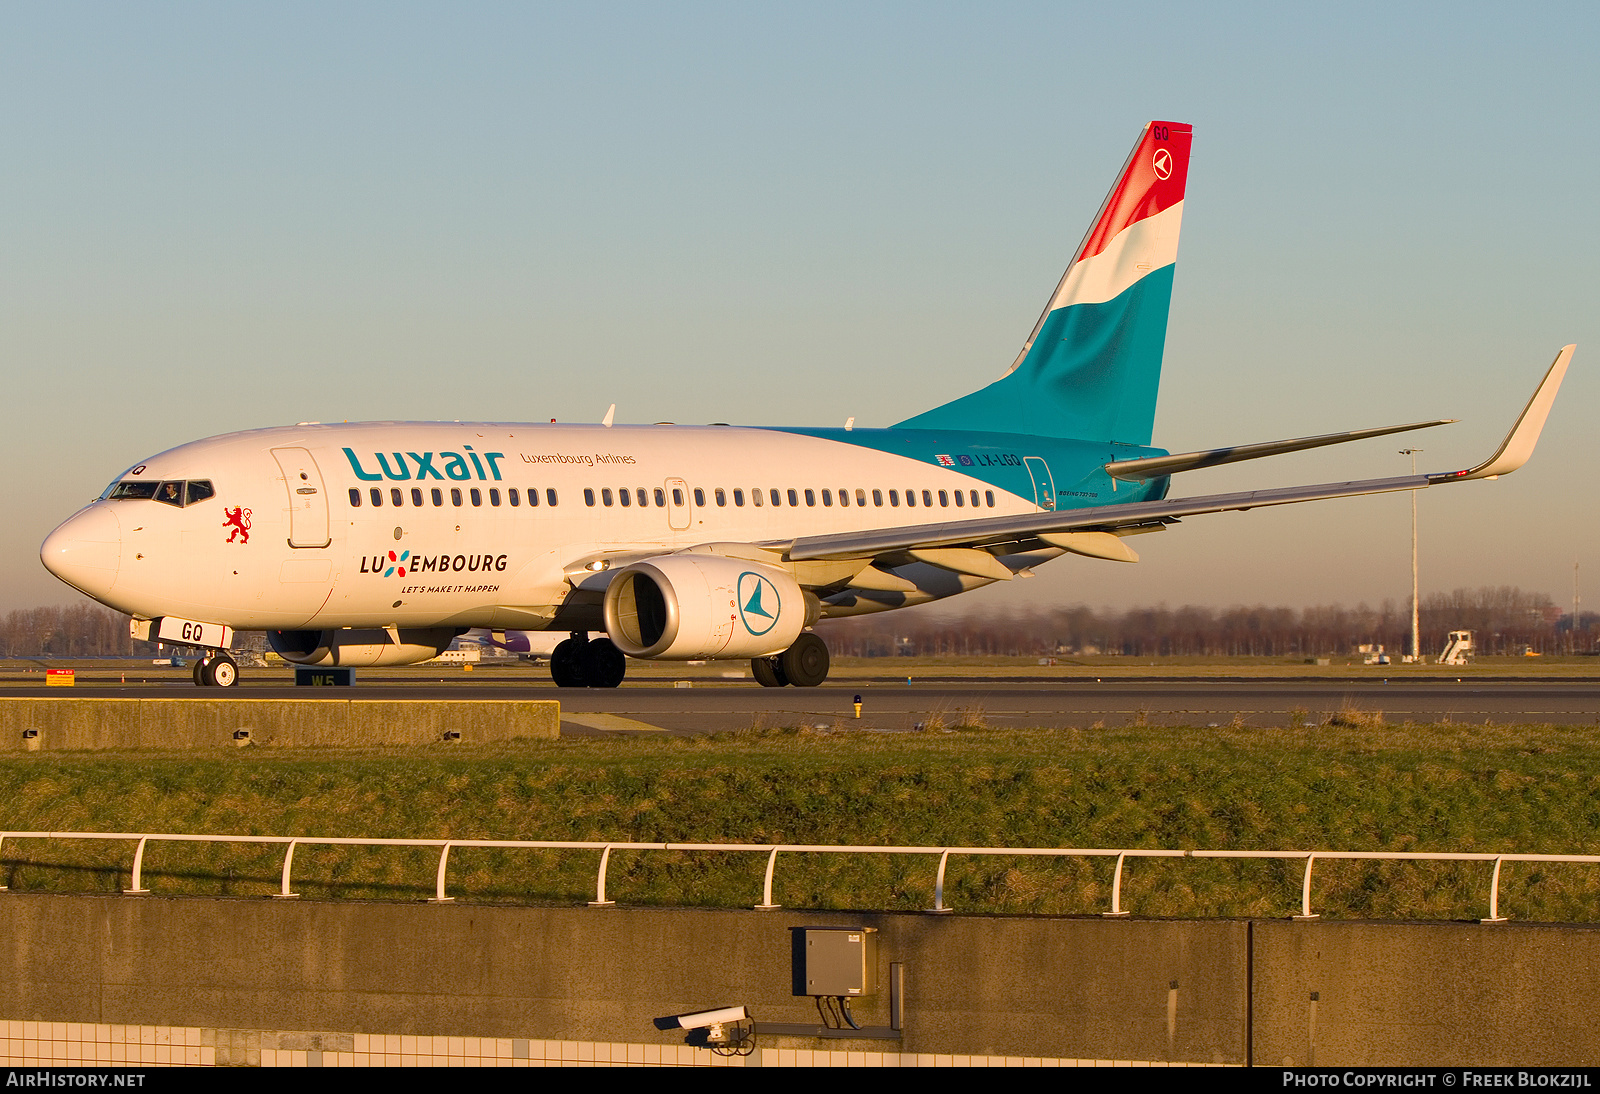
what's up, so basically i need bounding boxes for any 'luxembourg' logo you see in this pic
[385,550,410,577]
[736,571,781,637]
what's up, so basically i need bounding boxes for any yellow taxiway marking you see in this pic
[561,713,670,733]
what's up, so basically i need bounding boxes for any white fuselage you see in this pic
[44,421,1050,637]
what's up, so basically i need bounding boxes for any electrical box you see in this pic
[792,926,877,997]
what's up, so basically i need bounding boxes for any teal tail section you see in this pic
[896,120,1191,446]
[895,266,1174,444]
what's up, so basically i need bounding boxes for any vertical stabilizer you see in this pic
[897,121,1192,443]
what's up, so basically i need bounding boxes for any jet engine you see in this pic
[602,555,805,659]
[267,627,461,667]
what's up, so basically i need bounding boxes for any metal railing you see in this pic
[2,830,1598,921]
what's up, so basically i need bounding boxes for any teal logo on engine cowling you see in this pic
[737,571,780,636]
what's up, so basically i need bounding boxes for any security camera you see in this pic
[654,1005,748,1033]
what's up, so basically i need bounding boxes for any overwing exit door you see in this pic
[664,477,692,531]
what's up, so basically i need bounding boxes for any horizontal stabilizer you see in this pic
[1105,419,1456,481]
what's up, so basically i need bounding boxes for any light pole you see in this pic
[1400,448,1422,662]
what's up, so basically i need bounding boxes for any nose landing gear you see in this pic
[192,651,239,688]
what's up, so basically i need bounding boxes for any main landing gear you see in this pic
[550,632,627,688]
[751,632,830,688]
[191,650,239,688]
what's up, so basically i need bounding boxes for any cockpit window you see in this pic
[107,479,215,507]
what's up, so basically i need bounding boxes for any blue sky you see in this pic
[4,2,1596,616]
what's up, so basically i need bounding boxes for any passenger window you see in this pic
[821,489,832,507]
[637,488,648,507]
[186,481,215,505]
[489,489,500,506]
[985,490,995,507]
[923,490,933,507]
[349,488,361,507]
[837,488,848,507]
[888,489,899,506]
[370,487,383,507]
[391,488,404,506]
[872,489,883,507]
[905,490,915,507]
[672,488,684,506]
[694,488,706,506]
[971,490,980,507]
[940,490,950,507]
[733,488,744,506]
[787,489,798,507]
[751,488,762,507]
[432,488,443,507]
[771,488,781,506]
[411,488,423,506]
[547,489,559,506]
[654,488,665,507]
[715,488,726,506]
[619,488,631,507]
[451,488,463,506]
[156,482,185,507]
[471,488,483,506]
[857,489,867,507]
[602,488,614,506]
[508,489,520,507]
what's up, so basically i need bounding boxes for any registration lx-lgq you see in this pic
[41,122,1575,688]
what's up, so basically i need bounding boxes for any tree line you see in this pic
[818,586,1591,658]
[1,585,1591,659]
[0,604,133,658]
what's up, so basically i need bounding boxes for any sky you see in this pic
[3,2,1597,619]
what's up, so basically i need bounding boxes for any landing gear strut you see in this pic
[752,632,830,688]
[550,632,627,688]
[192,650,239,688]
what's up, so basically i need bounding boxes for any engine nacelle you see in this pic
[603,555,805,659]
[267,627,460,667]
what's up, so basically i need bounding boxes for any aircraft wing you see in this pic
[779,345,1574,573]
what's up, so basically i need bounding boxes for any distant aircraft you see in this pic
[460,628,563,661]
[40,121,1574,688]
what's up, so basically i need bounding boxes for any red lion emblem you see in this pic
[223,506,252,544]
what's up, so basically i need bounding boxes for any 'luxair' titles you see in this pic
[343,447,506,482]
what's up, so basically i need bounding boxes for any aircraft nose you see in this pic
[41,505,122,599]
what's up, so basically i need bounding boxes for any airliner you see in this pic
[40,121,1575,688]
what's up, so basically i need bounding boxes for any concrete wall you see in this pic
[1253,919,1600,1066]
[0,893,1247,1064]
[0,697,558,749]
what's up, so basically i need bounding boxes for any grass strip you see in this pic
[2,721,1597,921]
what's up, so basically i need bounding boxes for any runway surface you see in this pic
[8,675,1600,734]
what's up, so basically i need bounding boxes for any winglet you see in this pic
[1430,345,1575,483]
